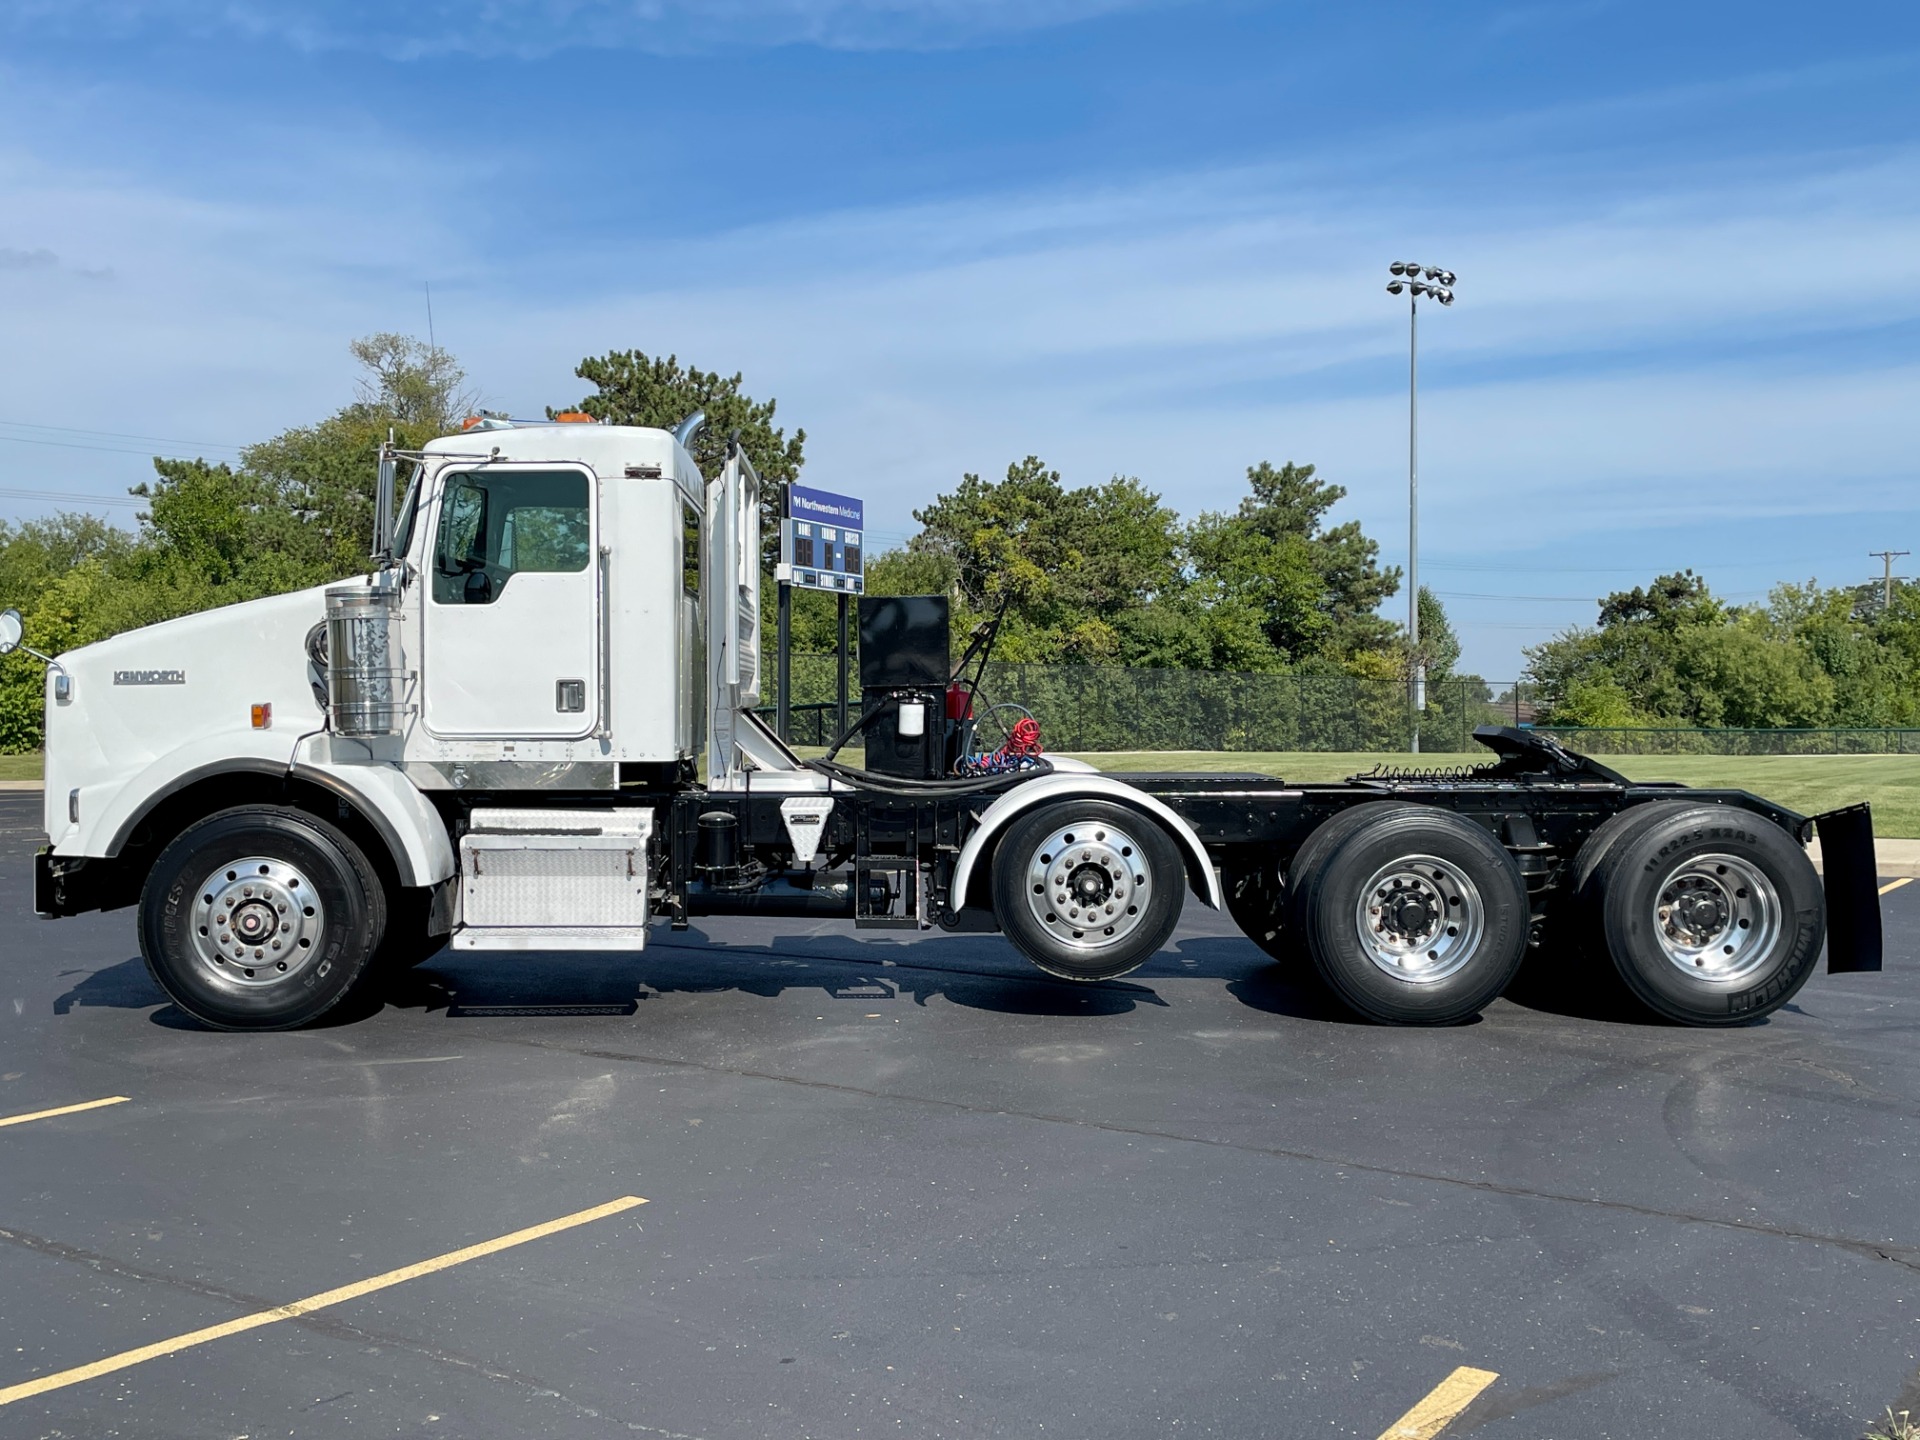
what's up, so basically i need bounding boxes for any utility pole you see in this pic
[1385,262,1456,753]
[1870,550,1908,612]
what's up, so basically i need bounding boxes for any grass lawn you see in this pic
[1069,751,1920,837]
[0,753,40,782]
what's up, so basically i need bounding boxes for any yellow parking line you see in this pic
[1879,877,1911,896]
[0,1194,648,1408]
[1377,1366,1500,1440]
[0,1096,129,1130]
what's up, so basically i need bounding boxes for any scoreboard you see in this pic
[777,485,865,594]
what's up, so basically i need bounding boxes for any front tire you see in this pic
[138,806,387,1031]
[1288,804,1530,1025]
[992,801,1185,981]
[1587,804,1823,1026]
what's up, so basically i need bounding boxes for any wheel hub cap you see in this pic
[1653,853,1779,982]
[1025,823,1150,952]
[1353,855,1485,984]
[189,856,326,987]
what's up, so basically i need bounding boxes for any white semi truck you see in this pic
[9,414,1883,1031]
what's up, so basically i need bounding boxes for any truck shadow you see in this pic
[362,932,1389,1027]
[48,930,1680,1031]
[372,931,1175,1022]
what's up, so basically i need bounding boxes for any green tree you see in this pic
[559,350,804,489]
[1416,586,1462,680]
[1183,461,1400,663]
[1527,570,1729,724]
[905,457,1186,665]
[1673,617,1834,728]
[239,335,475,580]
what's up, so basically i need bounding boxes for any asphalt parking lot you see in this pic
[2,788,1917,1440]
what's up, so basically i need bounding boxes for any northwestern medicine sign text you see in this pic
[788,486,863,529]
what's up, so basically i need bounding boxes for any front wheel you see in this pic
[138,806,387,1030]
[991,801,1185,981]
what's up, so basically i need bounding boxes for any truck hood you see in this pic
[43,582,345,845]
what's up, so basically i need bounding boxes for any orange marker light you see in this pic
[552,410,596,423]
[251,703,272,730]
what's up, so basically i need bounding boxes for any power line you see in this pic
[0,419,244,451]
[0,486,141,508]
[1423,559,1848,575]
[1438,586,1772,604]
[0,434,207,459]
[1435,591,1595,602]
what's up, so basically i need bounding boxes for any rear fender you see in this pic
[950,774,1221,914]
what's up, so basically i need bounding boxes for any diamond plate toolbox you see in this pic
[459,808,652,941]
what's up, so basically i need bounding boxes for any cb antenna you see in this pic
[424,280,436,351]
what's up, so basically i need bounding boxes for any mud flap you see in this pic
[1815,803,1881,973]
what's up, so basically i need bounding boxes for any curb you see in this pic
[1807,837,1920,880]
[0,781,43,792]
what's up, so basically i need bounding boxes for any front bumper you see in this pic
[34,850,126,919]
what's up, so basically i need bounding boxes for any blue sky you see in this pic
[2,0,1917,677]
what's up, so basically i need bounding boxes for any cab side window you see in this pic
[432,470,591,605]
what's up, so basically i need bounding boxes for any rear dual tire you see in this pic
[1285,804,1531,1025]
[1571,802,1823,1025]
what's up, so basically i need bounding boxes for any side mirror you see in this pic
[0,608,21,656]
[372,443,398,564]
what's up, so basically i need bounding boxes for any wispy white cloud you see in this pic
[3,0,1175,56]
[2,53,1915,673]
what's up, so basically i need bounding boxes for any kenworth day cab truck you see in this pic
[8,415,1883,1032]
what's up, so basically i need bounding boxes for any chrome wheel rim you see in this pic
[1652,852,1779,982]
[1024,821,1151,952]
[1353,854,1484,983]
[188,856,325,987]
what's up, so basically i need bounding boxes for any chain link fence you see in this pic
[775,657,1530,752]
[1531,727,1920,756]
[769,657,1920,755]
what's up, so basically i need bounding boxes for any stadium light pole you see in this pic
[1386,261,1456,753]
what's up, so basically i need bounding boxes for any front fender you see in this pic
[75,731,454,888]
[950,774,1222,914]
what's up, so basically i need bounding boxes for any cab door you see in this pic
[421,464,601,739]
